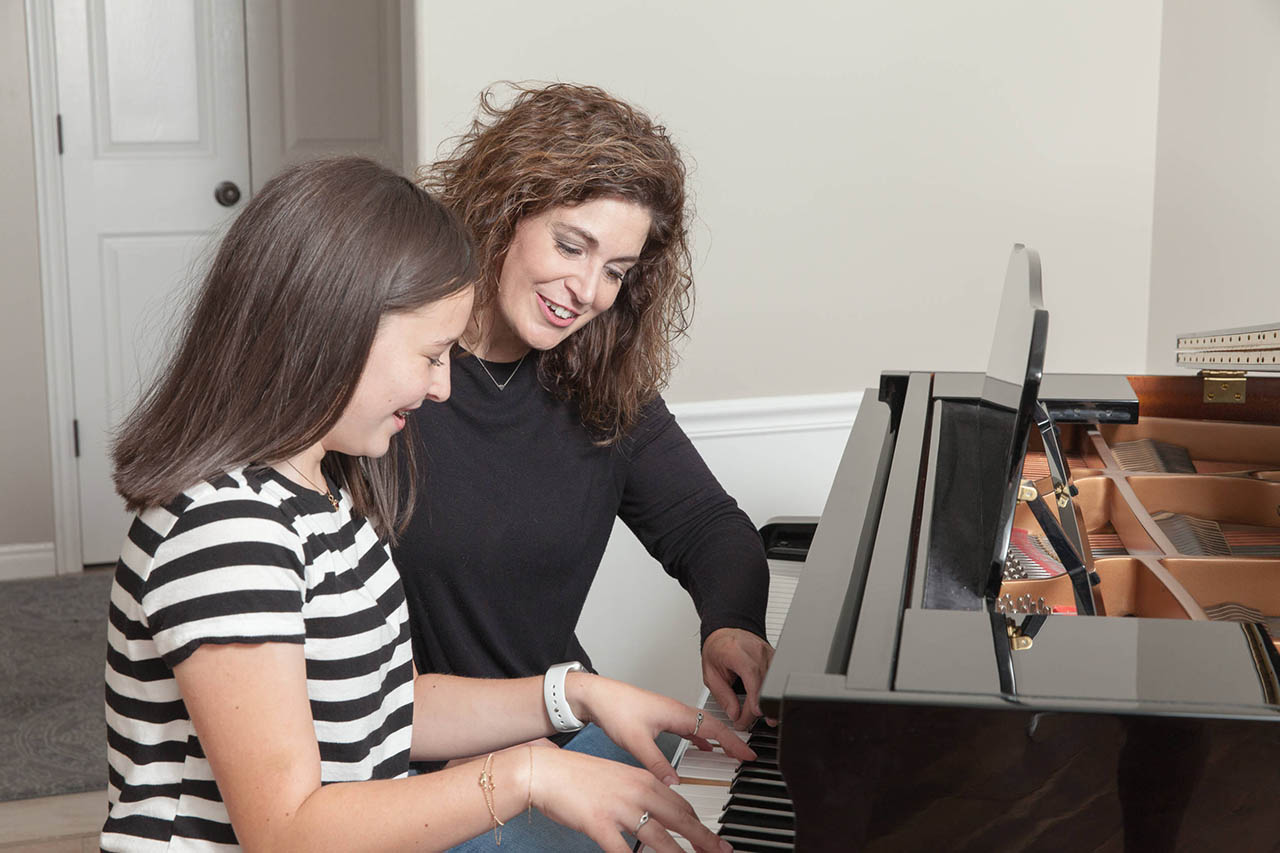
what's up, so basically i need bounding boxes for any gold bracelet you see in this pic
[478,752,505,844]
[526,745,534,823]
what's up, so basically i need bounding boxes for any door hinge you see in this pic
[56,114,64,155]
[73,418,80,457]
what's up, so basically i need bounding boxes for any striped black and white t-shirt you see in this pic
[102,465,414,851]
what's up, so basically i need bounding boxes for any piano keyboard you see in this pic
[642,559,801,852]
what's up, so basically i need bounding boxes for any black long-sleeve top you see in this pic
[392,353,769,680]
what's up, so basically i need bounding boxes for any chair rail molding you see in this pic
[670,391,862,439]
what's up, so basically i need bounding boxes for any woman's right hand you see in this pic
[530,747,732,853]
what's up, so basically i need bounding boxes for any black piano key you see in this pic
[727,780,794,806]
[732,783,788,804]
[725,795,795,819]
[719,806,795,835]
[737,758,781,775]
[726,792,794,810]
[736,771,785,789]
[720,825,797,845]
[720,825,797,843]
[736,771,785,787]
[718,834,794,852]
[749,743,779,763]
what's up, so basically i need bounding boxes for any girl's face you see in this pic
[323,286,474,458]
[487,197,652,357]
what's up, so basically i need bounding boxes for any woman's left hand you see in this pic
[701,627,775,730]
[568,674,757,786]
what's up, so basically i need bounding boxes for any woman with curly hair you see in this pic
[102,156,749,853]
[395,84,773,849]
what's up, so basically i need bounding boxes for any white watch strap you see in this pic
[543,661,586,732]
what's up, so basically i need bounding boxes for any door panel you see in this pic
[98,1,206,147]
[246,0,406,189]
[57,0,250,565]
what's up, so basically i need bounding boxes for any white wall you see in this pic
[0,0,55,556]
[419,0,1164,403]
[1147,0,1280,372]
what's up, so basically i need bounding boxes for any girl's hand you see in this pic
[568,675,757,786]
[531,747,732,853]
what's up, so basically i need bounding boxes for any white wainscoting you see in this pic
[577,391,862,706]
[0,542,57,582]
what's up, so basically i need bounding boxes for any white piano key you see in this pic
[640,782,724,852]
[675,749,738,782]
[643,557,801,852]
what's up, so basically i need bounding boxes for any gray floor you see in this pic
[0,570,113,802]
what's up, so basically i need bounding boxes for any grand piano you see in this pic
[685,246,1280,852]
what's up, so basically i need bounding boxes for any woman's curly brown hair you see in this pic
[419,82,694,443]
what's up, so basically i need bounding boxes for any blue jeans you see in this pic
[446,724,680,852]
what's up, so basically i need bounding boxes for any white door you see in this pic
[56,0,251,565]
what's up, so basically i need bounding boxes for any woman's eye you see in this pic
[606,267,626,283]
[427,355,446,367]
[555,240,583,257]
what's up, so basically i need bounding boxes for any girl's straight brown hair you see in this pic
[112,156,474,542]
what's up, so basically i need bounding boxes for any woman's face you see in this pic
[324,286,474,458]
[488,197,652,356]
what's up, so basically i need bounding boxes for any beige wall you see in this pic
[420,0,1164,402]
[0,0,54,547]
[11,1,1280,554]
[1147,0,1280,372]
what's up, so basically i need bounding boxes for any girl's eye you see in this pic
[555,240,583,257]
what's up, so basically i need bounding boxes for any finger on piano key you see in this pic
[644,557,801,853]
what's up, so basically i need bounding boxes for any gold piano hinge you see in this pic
[1007,620,1033,652]
[1017,480,1038,503]
[1053,483,1072,509]
[1200,369,1247,404]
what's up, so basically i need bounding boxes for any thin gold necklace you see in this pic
[284,460,339,511]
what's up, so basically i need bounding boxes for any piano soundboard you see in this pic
[641,557,801,853]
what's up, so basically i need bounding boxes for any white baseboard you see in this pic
[0,542,58,581]
[669,391,862,439]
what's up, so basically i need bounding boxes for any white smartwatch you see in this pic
[543,660,586,732]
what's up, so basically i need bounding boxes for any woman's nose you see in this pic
[564,271,597,308]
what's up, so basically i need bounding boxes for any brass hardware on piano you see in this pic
[1200,369,1247,403]
[1006,618,1034,651]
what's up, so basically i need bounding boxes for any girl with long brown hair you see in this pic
[397,84,774,850]
[102,156,748,852]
